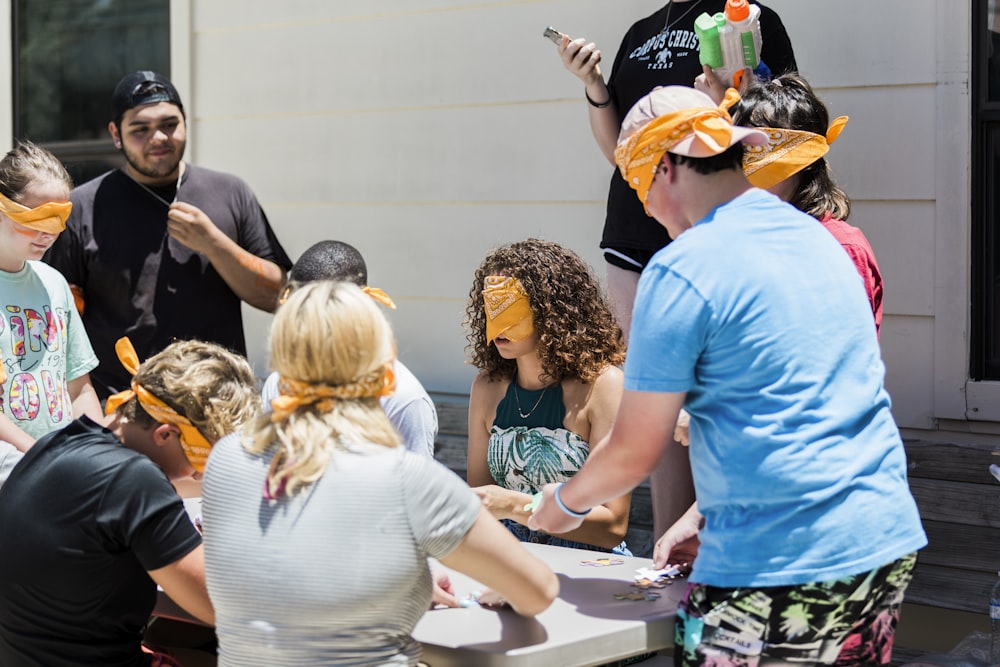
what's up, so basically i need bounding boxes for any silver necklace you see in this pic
[513,380,550,420]
[125,165,184,208]
[660,0,705,36]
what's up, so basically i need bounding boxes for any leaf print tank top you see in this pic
[488,380,590,494]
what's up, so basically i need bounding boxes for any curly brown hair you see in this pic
[464,238,624,384]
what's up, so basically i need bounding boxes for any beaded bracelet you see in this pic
[585,89,611,109]
[554,483,592,518]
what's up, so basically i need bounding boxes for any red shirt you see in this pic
[819,212,883,337]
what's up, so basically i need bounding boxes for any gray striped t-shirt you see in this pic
[202,432,481,666]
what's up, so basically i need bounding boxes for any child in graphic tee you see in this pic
[0,141,99,448]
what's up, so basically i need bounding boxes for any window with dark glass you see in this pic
[12,0,169,185]
[972,0,1000,379]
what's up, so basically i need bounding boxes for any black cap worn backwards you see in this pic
[110,71,184,122]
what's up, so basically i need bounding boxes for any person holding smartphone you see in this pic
[550,0,797,547]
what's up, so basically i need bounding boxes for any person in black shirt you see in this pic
[0,338,259,667]
[45,71,292,401]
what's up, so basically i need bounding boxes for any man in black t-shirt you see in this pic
[45,70,292,401]
[0,339,259,667]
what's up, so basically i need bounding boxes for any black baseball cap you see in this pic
[111,71,184,122]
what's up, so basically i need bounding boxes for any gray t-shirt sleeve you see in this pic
[402,454,480,559]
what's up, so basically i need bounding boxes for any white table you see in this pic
[154,516,683,666]
[413,543,681,667]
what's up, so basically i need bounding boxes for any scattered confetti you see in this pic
[629,565,682,591]
[580,557,626,567]
[460,590,483,608]
[614,591,661,601]
[634,566,680,581]
[460,590,509,609]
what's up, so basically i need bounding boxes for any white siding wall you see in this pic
[768,0,969,431]
[185,0,657,395]
[0,1,970,433]
[176,0,973,434]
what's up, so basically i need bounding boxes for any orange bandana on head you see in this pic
[0,192,71,235]
[280,284,397,310]
[483,275,534,343]
[742,116,848,189]
[614,88,744,208]
[362,286,396,310]
[270,363,396,422]
[104,337,214,473]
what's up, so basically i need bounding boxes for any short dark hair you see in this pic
[665,143,744,174]
[288,240,368,287]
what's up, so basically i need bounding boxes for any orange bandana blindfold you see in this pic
[483,275,534,343]
[0,192,71,235]
[742,116,848,189]
[105,337,214,473]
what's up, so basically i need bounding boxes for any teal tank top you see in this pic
[493,379,564,429]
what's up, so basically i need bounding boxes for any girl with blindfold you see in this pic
[465,238,631,555]
[0,141,101,450]
[731,72,882,335]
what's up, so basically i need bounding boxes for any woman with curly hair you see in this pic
[465,238,630,554]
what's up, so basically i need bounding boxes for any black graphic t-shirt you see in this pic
[602,0,797,259]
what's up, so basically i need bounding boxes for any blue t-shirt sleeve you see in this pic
[624,264,713,394]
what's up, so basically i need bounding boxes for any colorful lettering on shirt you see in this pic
[41,370,67,423]
[1,303,71,423]
[6,307,25,357]
[8,372,40,420]
[26,307,61,350]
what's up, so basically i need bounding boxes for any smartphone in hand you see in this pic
[543,26,567,45]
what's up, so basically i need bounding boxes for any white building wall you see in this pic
[184,0,653,396]
[173,0,974,437]
[766,0,968,432]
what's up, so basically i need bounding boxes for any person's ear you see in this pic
[657,156,674,182]
[152,423,182,447]
[108,121,122,149]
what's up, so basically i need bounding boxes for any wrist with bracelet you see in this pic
[585,89,611,108]
[553,483,592,518]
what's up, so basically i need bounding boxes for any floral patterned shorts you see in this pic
[674,553,918,666]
